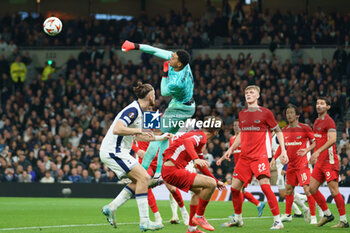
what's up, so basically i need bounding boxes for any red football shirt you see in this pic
[239,107,278,160]
[281,123,315,170]
[230,135,242,165]
[163,129,207,169]
[313,114,338,165]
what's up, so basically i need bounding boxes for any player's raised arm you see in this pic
[122,40,173,60]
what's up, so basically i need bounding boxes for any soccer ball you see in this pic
[43,17,62,36]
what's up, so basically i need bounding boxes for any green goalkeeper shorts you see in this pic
[160,100,195,134]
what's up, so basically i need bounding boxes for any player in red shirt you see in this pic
[217,120,265,217]
[132,141,190,226]
[271,104,317,224]
[309,97,348,228]
[162,116,226,233]
[221,85,288,230]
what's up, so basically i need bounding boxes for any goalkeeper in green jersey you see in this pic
[122,40,195,177]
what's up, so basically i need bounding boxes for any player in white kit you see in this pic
[100,82,171,231]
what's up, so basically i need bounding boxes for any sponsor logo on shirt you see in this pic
[233,149,241,153]
[296,136,302,139]
[314,133,322,138]
[242,126,261,131]
[254,120,261,123]
[286,141,302,146]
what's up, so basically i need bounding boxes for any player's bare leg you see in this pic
[222,178,244,227]
[165,182,189,225]
[309,177,334,227]
[327,180,348,228]
[259,176,283,229]
[190,174,217,231]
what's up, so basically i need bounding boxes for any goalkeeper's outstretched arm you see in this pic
[122,40,173,60]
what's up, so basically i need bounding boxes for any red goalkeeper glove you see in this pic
[162,61,169,77]
[121,40,140,52]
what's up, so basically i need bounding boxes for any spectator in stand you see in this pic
[68,168,81,183]
[339,133,349,150]
[18,170,32,183]
[40,171,55,183]
[10,56,26,91]
[344,121,350,139]
[79,169,92,183]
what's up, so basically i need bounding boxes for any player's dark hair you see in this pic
[133,81,153,99]
[202,116,223,133]
[317,96,331,106]
[285,104,299,115]
[176,49,190,67]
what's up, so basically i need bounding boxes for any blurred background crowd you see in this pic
[1,5,350,187]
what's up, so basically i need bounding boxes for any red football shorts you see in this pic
[286,168,311,186]
[161,165,197,192]
[233,157,270,184]
[311,162,339,183]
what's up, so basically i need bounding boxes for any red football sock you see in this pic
[196,198,210,216]
[147,189,158,213]
[244,191,260,206]
[189,205,197,226]
[171,188,184,208]
[333,193,346,216]
[261,184,280,216]
[285,194,294,215]
[311,190,328,211]
[231,187,243,215]
[307,195,316,216]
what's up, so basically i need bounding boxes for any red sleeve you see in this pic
[265,109,278,129]
[327,117,336,131]
[132,142,140,153]
[183,134,205,160]
[273,146,281,159]
[198,154,218,183]
[305,125,315,142]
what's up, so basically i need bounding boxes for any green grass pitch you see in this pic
[0,197,348,233]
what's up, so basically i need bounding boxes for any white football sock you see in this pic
[340,215,348,223]
[235,214,242,221]
[294,193,308,211]
[154,211,162,223]
[323,209,331,216]
[136,193,150,224]
[169,193,179,219]
[274,215,281,222]
[109,186,133,212]
[316,204,324,218]
[292,202,302,215]
[295,193,307,201]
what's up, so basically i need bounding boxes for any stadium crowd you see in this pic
[1,4,350,49]
[0,6,350,186]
